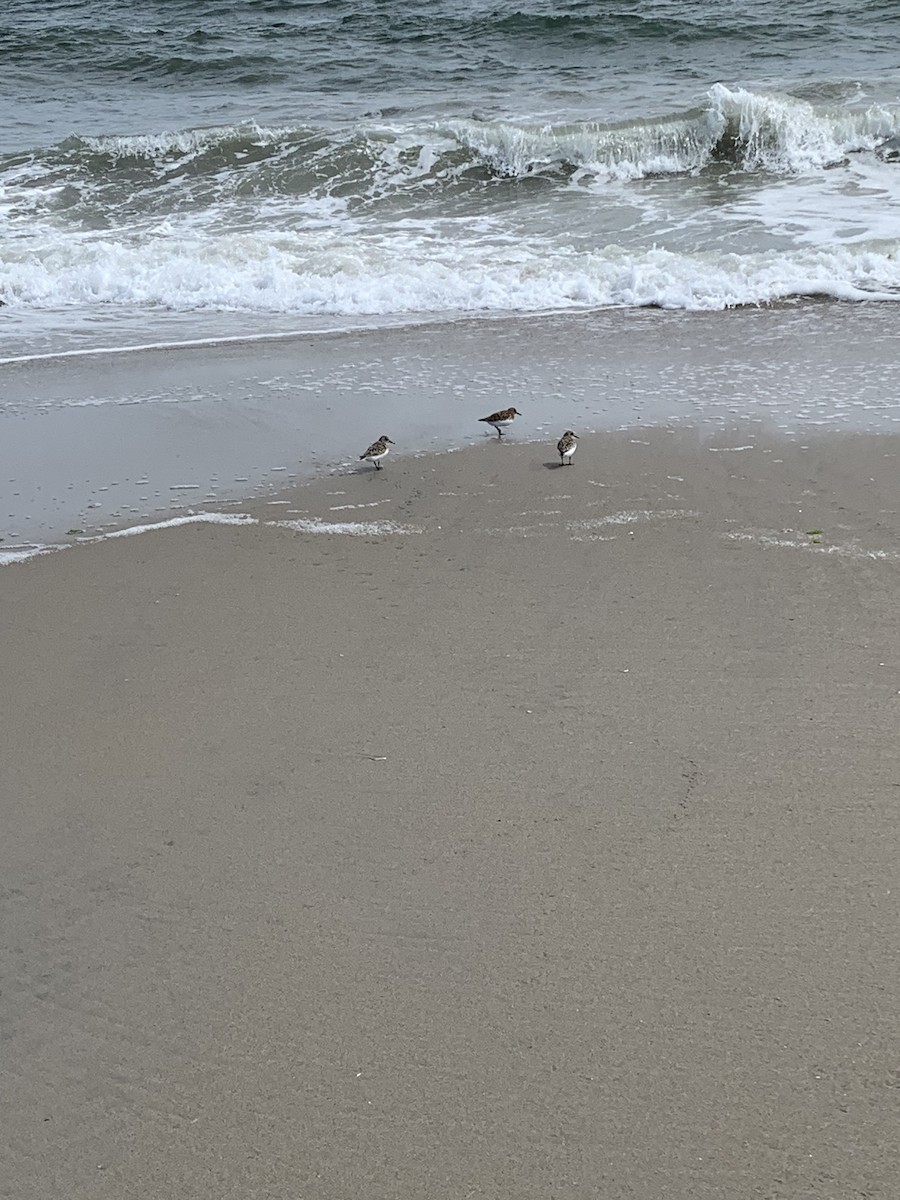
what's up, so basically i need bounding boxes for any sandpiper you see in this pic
[557,430,578,466]
[479,407,520,438]
[359,435,394,470]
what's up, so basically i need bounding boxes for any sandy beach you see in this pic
[5,0,900,1191]
[4,425,900,1199]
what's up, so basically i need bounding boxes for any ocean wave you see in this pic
[73,121,301,163]
[2,83,899,325]
[705,84,897,172]
[447,86,900,179]
[3,86,898,207]
[2,232,898,316]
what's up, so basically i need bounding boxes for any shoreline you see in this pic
[0,293,886,369]
[2,300,900,547]
[4,429,900,1198]
[4,422,900,568]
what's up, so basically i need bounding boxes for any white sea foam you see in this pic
[0,543,68,565]
[723,530,900,561]
[271,518,420,536]
[328,500,391,511]
[2,232,899,320]
[0,510,421,566]
[567,509,700,531]
[98,513,257,538]
[0,513,256,564]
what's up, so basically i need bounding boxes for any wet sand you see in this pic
[3,299,900,547]
[3,429,900,1199]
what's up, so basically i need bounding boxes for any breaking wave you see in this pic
[1,85,899,330]
[5,85,898,194]
[2,235,898,318]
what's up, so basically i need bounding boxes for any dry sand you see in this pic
[3,429,900,1199]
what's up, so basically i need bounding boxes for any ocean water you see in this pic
[1,0,900,358]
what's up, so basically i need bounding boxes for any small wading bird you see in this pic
[479,406,520,438]
[359,435,394,470]
[557,430,578,466]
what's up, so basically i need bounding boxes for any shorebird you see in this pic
[557,430,578,466]
[479,407,520,438]
[359,435,394,470]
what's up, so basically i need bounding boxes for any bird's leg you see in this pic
[375,460,381,470]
